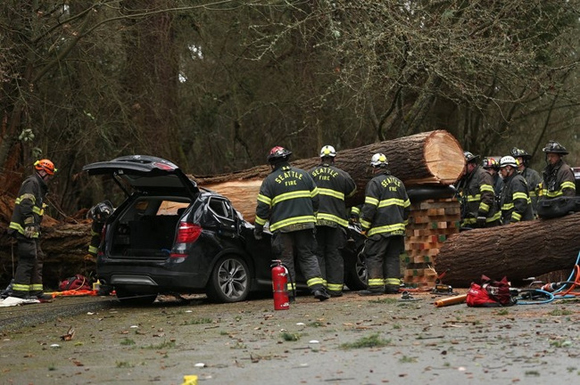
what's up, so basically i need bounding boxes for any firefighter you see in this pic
[540,141,576,199]
[87,200,114,258]
[7,159,57,301]
[482,157,503,198]
[498,156,534,224]
[358,153,410,296]
[309,145,356,297]
[457,152,498,229]
[511,147,542,216]
[254,146,330,301]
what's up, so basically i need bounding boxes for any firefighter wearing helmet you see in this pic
[457,151,500,229]
[510,147,542,216]
[255,146,330,301]
[498,156,533,224]
[358,153,410,296]
[482,157,503,197]
[309,145,356,297]
[7,159,57,302]
[540,141,576,199]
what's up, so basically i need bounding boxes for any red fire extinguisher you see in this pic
[271,260,290,310]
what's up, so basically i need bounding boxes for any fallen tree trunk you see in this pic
[197,130,464,222]
[434,212,580,287]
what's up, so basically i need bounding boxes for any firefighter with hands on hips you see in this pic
[457,151,498,229]
[309,145,356,297]
[498,156,534,224]
[7,159,57,302]
[510,147,542,217]
[254,146,330,301]
[540,141,576,199]
[358,153,410,296]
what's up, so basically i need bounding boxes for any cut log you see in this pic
[196,130,464,223]
[434,212,580,287]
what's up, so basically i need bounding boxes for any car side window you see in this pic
[208,197,234,220]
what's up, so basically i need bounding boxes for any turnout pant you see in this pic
[315,226,346,295]
[12,235,45,298]
[271,229,324,294]
[364,235,404,292]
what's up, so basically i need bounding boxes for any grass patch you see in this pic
[368,298,398,304]
[182,317,213,325]
[495,309,509,316]
[524,370,540,377]
[339,333,391,350]
[48,364,56,371]
[120,337,136,346]
[548,308,573,316]
[399,355,417,363]
[280,332,300,341]
[142,340,176,350]
[308,321,324,327]
[116,361,135,368]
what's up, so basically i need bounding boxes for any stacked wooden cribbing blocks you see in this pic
[402,198,460,288]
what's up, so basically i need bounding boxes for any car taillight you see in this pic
[176,223,202,243]
[170,223,202,258]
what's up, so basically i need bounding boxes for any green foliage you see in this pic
[339,333,391,350]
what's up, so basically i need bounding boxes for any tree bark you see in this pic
[196,130,464,223]
[434,213,580,287]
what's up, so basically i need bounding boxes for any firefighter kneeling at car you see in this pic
[86,200,114,294]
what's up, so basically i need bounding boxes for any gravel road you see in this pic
[1,290,579,385]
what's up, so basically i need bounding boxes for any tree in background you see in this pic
[0,0,578,216]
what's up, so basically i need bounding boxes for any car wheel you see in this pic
[206,255,251,303]
[115,287,158,305]
[344,248,367,291]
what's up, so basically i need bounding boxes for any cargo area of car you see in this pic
[109,197,190,259]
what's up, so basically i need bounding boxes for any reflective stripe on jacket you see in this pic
[542,160,576,198]
[8,173,48,238]
[500,172,533,223]
[255,163,319,232]
[309,163,356,228]
[360,170,410,237]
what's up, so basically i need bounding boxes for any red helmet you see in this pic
[482,157,499,170]
[34,159,57,175]
[267,146,292,163]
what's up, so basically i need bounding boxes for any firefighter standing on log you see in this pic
[498,156,534,224]
[540,141,576,199]
[457,152,500,229]
[358,153,410,296]
[254,146,330,301]
[309,145,356,297]
[7,159,57,301]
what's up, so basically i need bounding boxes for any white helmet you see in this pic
[370,153,388,167]
[499,155,518,169]
[320,145,336,158]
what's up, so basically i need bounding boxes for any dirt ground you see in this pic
[1,290,579,385]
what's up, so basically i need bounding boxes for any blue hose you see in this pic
[516,289,555,305]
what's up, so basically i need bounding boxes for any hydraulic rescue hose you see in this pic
[516,250,580,305]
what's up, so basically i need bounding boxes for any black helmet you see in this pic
[510,147,531,159]
[542,141,569,155]
[267,146,292,163]
[88,200,114,222]
[464,151,479,163]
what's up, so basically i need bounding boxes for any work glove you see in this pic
[254,226,263,240]
[23,224,39,238]
[476,216,486,227]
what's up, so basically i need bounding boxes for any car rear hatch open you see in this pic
[82,155,199,198]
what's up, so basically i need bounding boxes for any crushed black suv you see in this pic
[83,155,366,304]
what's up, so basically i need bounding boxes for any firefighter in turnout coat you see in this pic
[540,141,576,199]
[309,145,356,297]
[359,153,410,296]
[458,152,499,228]
[499,156,534,224]
[7,159,57,300]
[255,146,330,301]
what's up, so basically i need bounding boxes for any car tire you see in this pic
[344,248,367,291]
[115,287,158,305]
[206,255,251,303]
